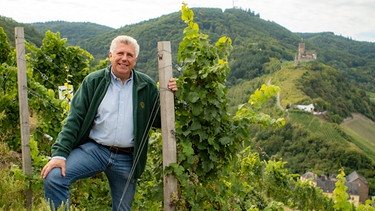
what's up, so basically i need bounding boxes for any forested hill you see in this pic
[0,16,43,46]
[31,21,114,46]
[2,7,375,119]
[298,32,375,92]
[2,7,375,120]
[1,8,374,92]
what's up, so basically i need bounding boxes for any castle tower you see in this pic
[298,43,305,61]
[296,43,317,63]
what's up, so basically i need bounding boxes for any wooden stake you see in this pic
[158,41,177,210]
[15,27,32,210]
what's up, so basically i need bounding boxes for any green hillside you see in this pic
[79,8,301,83]
[226,60,375,192]
[2,8,375,92]
[0,16,43,46]
[300,32,375,92]
[228,61,375,121]
[31,21,114,46]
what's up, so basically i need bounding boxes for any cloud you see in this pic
[243,0,375,41]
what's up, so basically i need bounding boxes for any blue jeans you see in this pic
[43,141,137,211]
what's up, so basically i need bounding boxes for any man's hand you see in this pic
[41,158,66,178]
[168,78,178,93]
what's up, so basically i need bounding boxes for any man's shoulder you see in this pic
[87,67,109,78]
[84,67,110,83]
[134,70,155,85]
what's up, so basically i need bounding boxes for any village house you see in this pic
[296,103,314,113]
[347,171,370,205]
[301,171,369,206]
[293,103,327,115]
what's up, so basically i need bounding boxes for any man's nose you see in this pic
[121,55,129,61]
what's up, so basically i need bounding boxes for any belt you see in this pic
[102,145,134,154]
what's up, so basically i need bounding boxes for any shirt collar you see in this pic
[110,68,133,84]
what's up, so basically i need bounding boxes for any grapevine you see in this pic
[172,3,285,209]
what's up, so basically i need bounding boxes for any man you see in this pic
[41,35,177,210]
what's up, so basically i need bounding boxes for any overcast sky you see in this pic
[1,0,374,42]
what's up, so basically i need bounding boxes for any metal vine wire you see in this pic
[116,66,177,210]
[17,56,59,89]
[116,89,162,211]
[25,85,63,112]
[20,49,81,87]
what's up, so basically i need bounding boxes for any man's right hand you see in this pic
[41,158,66,178]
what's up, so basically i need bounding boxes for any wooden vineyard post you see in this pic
[158,41,178,210]
[15,27,33,210]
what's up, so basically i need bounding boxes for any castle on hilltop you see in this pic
[295,43,317,63]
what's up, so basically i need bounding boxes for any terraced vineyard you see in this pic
[290,112,375,162]
[367,92,375,103]
[291,112,350,143]
[341,113,375,161]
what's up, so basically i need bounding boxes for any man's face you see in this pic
[109,42,137,81]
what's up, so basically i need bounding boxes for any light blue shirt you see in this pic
[89,70,134,147]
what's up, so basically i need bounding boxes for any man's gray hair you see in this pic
[109,35,140,58]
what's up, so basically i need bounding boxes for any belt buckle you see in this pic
[109,146,120,153]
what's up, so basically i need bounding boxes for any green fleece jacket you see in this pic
[51,65,161,179]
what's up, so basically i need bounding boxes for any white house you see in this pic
[296,104,314,113]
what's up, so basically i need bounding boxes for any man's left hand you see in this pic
[168,78,178,93]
